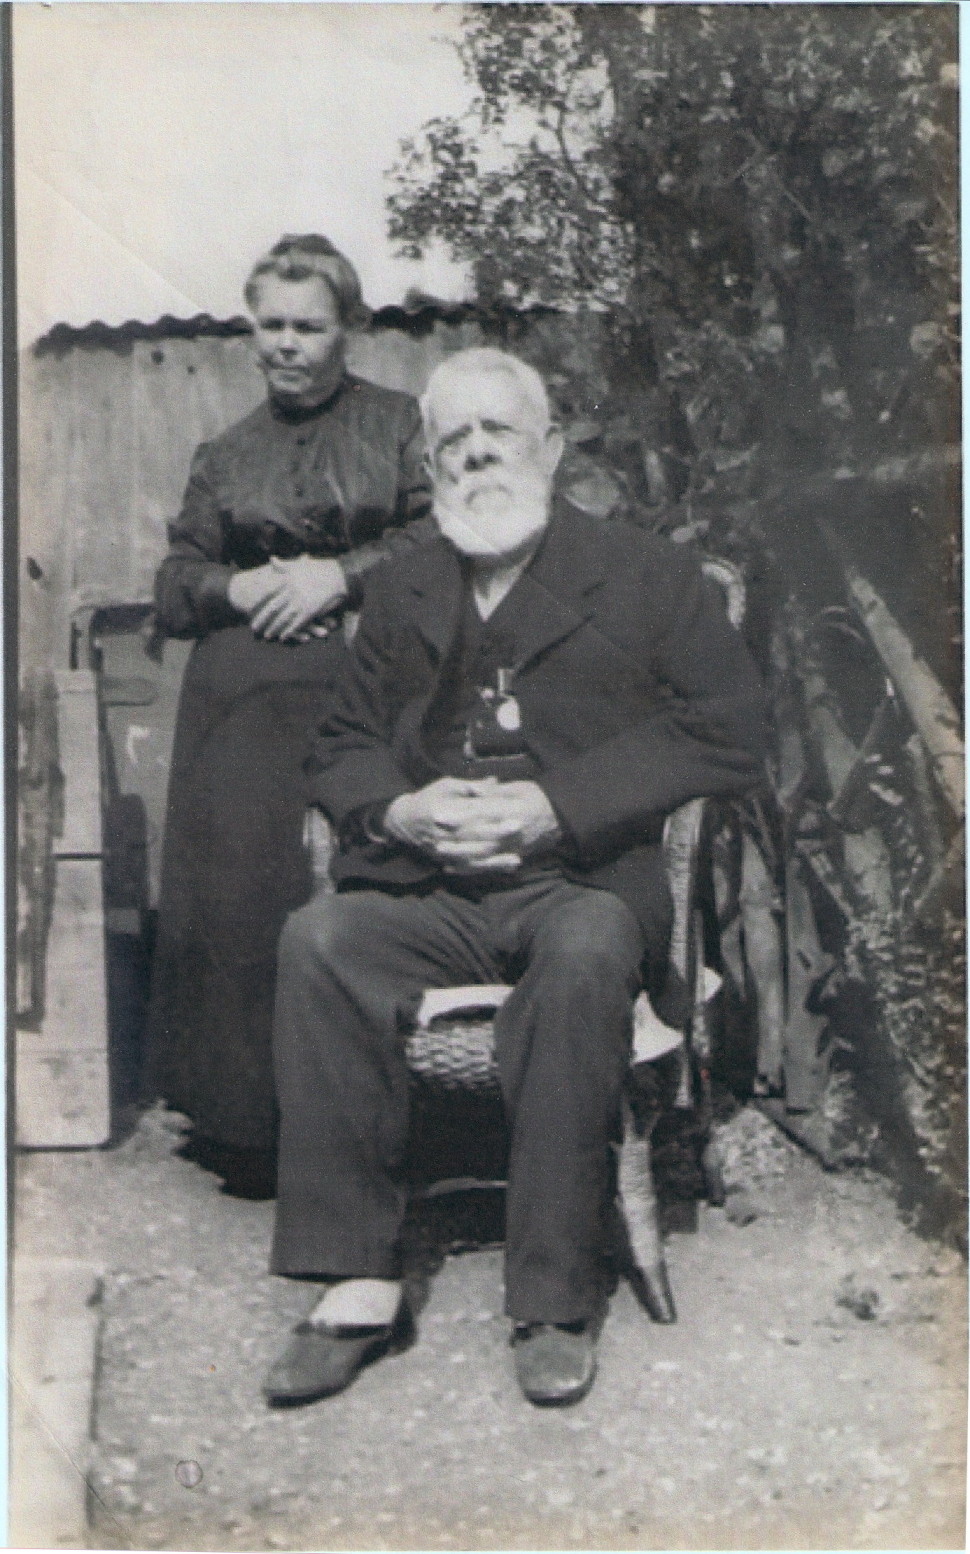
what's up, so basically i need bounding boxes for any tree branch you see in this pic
[549,102,614,219]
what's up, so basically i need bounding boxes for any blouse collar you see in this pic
[267,373,350,425]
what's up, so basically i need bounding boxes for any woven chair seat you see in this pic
[403,985,506,1093]
[406,1014,502,1094]
[403,981,687,1096]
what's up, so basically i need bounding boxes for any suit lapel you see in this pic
[504,504,606,672]
[407,536,464,660]
[404,504,606,671]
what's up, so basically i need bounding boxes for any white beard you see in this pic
[433,473,551,560]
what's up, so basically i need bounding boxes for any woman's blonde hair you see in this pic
[244,234,370,328]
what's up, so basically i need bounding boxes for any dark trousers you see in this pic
[270,875,646,1324]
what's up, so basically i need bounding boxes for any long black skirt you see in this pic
[145,625,345,1151]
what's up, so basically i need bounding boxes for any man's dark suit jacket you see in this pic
[305,503,768,946]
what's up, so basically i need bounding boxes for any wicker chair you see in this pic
[304,793,718,1327]
[303,557,745,1327]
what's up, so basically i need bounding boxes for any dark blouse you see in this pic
[155,373,433,638]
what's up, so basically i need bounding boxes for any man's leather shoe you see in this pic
[263,1302,414,1407]
[511,1321,596,1406]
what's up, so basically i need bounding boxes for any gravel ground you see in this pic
[15,1103,966,1551]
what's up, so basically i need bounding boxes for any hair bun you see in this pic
[245,234,370,329]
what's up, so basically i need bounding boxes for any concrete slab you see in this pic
[12,1113,966,1552]
[9,1256,104,1549]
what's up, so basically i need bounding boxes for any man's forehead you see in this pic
[429,370,544,436]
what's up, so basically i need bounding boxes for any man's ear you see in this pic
[543,426,565,477]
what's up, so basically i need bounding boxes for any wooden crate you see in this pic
[16,671,110,1147]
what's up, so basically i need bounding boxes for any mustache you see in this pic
[448,469,548,503]
[456,470,509,493]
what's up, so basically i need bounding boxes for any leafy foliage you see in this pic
[767,589,965,1223]
[389,4,957,514]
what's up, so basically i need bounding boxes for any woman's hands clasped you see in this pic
[227,556,348,641]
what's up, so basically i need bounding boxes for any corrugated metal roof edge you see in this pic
[31,300,564,357]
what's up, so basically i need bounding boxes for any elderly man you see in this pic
[264,347,767,1408]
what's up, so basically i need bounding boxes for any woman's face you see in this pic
[250,274,347,409]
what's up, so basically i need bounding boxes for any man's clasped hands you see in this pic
[384,775,561,873]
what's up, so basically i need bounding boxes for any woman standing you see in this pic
[146,234,431,1195]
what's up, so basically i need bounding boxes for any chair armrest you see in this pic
[303,806,335,894]
[662,797,707,991]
